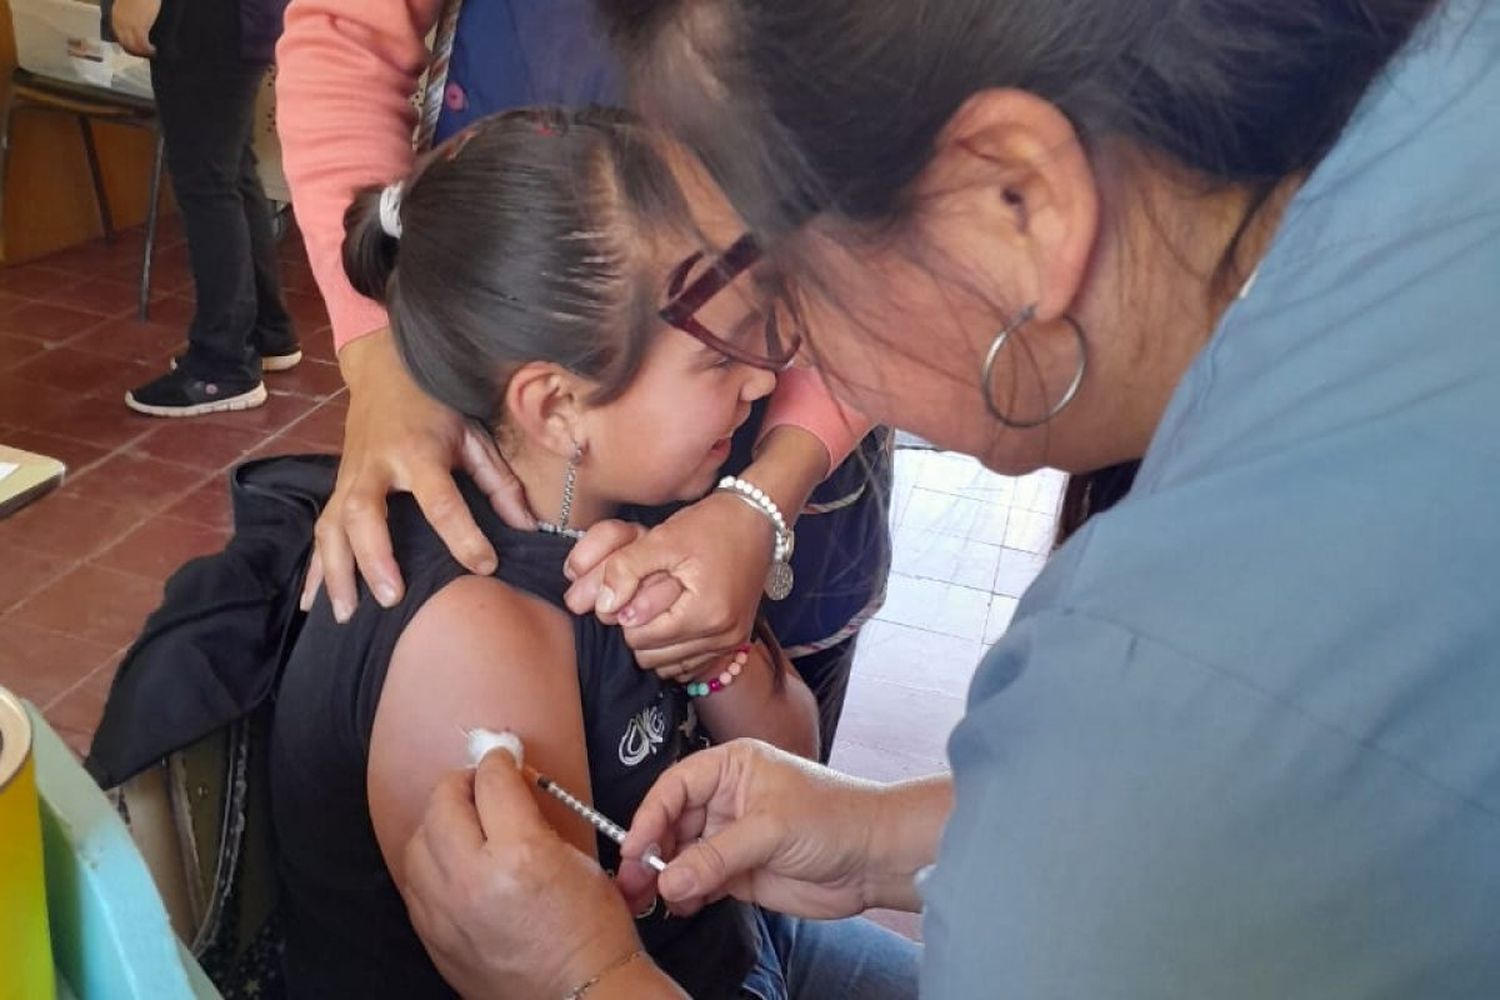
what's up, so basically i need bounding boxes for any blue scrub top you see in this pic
[924,1,1500,995]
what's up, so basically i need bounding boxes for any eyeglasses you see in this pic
[659,234,803,371]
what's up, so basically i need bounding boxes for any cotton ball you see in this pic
[466,727,524,769]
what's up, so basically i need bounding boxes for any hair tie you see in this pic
[378,183,405,240]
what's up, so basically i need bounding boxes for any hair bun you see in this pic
[343,184,401,302]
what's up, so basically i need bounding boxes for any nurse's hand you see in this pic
[403,751,680,999]
[309,329,536,622]
[618,741,888,919]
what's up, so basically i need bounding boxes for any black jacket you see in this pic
[86,455,331,788]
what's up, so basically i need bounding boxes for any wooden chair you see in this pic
[0,67,166,320]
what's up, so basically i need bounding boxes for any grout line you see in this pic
[849,671,971,702]
[0,461,225,617]
[39,651,128,714]
[829,734,951,772]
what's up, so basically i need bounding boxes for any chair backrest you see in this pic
[113,715,284,999]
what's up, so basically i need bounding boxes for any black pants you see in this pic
[792,635,860,764]
[150,58,292,385]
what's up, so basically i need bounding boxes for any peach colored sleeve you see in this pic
[275,0,445,351]
[759,368,872,468]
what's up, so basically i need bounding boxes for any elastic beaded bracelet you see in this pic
[685,646,749,698]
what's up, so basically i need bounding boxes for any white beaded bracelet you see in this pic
[716,475,796,600]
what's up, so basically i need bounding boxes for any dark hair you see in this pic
[1054,461,1142,548]
[343,106,688,426]
[602,0,1436,259]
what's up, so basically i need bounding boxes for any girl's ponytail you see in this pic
[342,184,401,303]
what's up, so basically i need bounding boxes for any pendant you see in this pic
[764,560,794,601]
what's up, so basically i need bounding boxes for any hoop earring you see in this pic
[980,305,1089,429]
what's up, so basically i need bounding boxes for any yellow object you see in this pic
[0,686,55,1000]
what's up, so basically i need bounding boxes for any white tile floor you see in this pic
[829,449,1065,939]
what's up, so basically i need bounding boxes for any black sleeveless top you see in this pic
[269,482,757,999]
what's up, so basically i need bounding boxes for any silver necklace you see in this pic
[535,520,585,541]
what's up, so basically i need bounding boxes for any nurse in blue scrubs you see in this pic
[396,0,1500,996]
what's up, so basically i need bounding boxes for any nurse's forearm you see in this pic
[865,775,954,913]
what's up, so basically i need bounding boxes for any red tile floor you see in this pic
[0,220,341,754]
[0,221,1065,944]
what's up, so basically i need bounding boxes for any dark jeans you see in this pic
[150,58,292,385]
[793,635,859,764]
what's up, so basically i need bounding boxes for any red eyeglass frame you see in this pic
[659,234,803,371]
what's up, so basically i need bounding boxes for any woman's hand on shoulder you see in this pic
[307,328,536,622]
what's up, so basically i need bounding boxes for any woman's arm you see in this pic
[755,369,873,485]
[276,0,444,350]
[367,574,599,881]
[688,636,820,760]
[277,1,536,615]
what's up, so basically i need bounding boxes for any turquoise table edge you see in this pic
[25,701,220,1000]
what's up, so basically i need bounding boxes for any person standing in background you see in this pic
[108,0,301,417]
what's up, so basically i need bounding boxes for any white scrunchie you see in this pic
[378,182,405,240]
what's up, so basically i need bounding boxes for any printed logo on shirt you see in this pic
[618,701,669,767]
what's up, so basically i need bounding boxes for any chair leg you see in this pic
[138,130,166,322]
[0,93,19,263]
[79,116,115,243]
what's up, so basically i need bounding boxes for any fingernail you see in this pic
[661,867,698,899]
[598,586,618,614]
[375,583,399,607]
[333,599,353,624]
[618,606,637,627]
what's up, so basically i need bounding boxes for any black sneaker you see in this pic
[170,346,303,374]
[253,331,303,373]
[259,347,303,372]
[125,368,267,418]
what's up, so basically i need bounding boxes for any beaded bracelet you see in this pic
[684,645,750,698]
[716,475,796,600]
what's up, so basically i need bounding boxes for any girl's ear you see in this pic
[503,362,594,457]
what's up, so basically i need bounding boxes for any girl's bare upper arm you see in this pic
[366,574,598,886]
